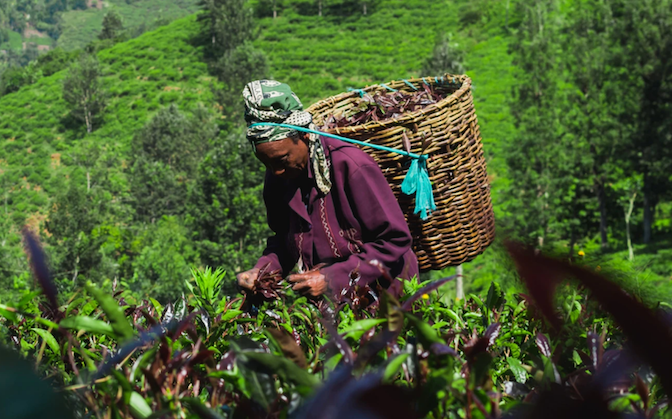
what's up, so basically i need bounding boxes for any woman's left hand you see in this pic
[287,271,328,297]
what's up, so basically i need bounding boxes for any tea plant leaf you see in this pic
[384,353,410,383]
[242,351,319,389]
[128,391,152,419]
[237,359,275,411]
[85,282,135,343]
[401,275,456,310]
[182,397,227,419]
[31,328,60,355]
[221,309,243,322]
[339,318,386,340]
[507,357,527,384]
[406,313,442,348]
[22,228,60,317]
[60,316,115,337]
[486,282,504,311]
[266,328,307,368]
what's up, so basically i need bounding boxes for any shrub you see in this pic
[2,231,671,418]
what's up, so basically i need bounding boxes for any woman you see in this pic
[236,80,418,300]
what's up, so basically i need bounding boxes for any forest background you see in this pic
[0,0,671,306]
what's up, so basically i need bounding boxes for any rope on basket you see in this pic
[249,122,437,220]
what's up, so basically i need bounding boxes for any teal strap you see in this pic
[381,83,397,92]
[249,122,436,220]
[402,79,418,90]
[347,87,366,97]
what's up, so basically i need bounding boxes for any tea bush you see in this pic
[1,232,671,418]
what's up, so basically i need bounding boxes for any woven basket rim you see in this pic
[307,74,472,134]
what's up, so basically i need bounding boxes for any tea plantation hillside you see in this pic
[1,0,515,231]
[1,0,670,304]
[58,0,199,51]
[0,15,218,227]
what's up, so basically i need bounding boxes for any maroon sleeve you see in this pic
[321,163,413,295]
[254,172,297,275]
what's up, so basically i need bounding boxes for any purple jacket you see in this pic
[254,136,419,299]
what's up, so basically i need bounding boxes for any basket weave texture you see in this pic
[307,74,495,272]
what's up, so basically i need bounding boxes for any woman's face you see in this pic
[255,134,310,180]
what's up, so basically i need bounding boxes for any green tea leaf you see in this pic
[85,282,135,343]
[507,357,527,384]
[221,309,243,322]
[486,282,504,310]
[384,353,410,383]
[127,391,152,418]
[339,318,386,340]
[60,316,115,337]
[182,397,227,419]
[572,350,582,367]
[31,328,60,355]
[237,359,275,411]
[406,313,442,348]
[242,351,318,389]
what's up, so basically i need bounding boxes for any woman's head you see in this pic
[243,80,332,191]
[255,133,310,180]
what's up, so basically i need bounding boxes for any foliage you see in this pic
[2,231,672,418]
[98,10,125,41]
[198,0,270,116]
[187,129,269,278]
[128,104,216,223]
[421,32,466,76]
[62,53,107,133]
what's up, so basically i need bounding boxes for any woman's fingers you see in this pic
[237,268,259,290]
[287,273,311,283]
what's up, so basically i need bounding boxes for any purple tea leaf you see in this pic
[430,343,458,357]
[587,332,603,371]
[22,228,59,317]
[484,323,501,348]
[536,333,552,358]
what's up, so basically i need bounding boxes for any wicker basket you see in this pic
[306,74,495,272]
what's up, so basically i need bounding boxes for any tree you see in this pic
[505,0,571,247]
[129,105,216,223]
[198,0,269,118]
[130,216,199,302]
[187,129,269,275]
[197,0,256,58]
[211,42,270,118]
[421,33,466,76]
[560,0,624,250]
[62,54,107,133]
[45,170,108,287]
[611,0,672,244]
[98,10,124,40]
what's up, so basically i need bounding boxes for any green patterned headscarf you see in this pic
[243,80,332,194]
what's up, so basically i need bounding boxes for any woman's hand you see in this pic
[287,271,328,297]
[237,268,260,290]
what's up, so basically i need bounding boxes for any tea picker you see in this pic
[236,76,494,300]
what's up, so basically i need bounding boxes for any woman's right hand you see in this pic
[237,268,260,290]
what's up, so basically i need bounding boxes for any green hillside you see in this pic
[2,0,516,228]
[58,0,199,51]
[0,15,216,226]
[1,0,670,304]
